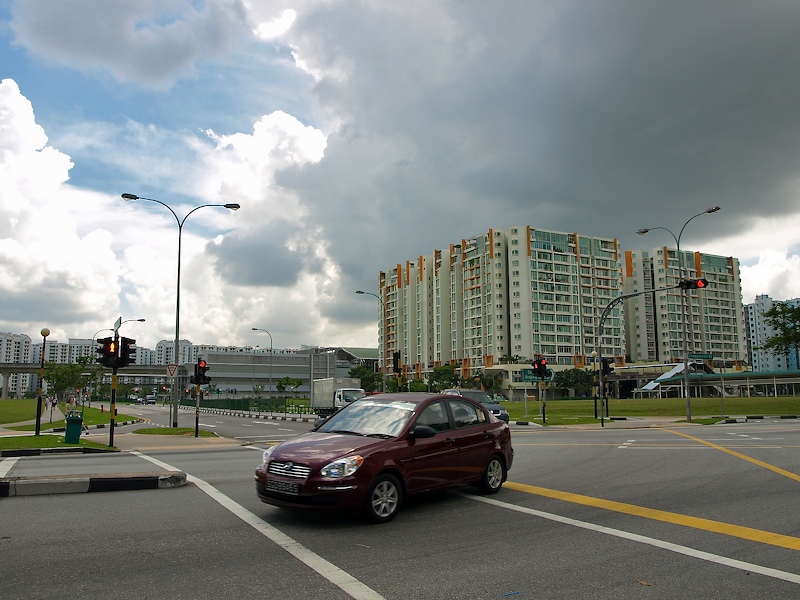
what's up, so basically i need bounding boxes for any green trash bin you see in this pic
[64,411,83,444]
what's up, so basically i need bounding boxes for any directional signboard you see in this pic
[522,368,554,382]
[688,353,713,360]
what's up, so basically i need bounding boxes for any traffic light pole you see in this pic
[109,331,119,447]
[195,382,201,437]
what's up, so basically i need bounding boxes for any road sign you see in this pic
[688,353,713,360]
[522,368,554,382]
[166,363,178,377]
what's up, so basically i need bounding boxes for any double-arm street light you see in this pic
[251,328,273,398]
[122,193,240,427]
[637,206,721,422]
[356,290,387,393]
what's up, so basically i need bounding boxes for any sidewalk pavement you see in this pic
[0,412,244,498]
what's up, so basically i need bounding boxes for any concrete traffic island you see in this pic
[0,470,187,497]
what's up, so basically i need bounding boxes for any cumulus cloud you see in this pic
[0,79,119,341]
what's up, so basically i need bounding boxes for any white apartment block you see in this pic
[623,248,746,366]
[1,332,33,397]
[745,294,800,371]
[378,227,624,379]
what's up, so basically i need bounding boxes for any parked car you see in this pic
[255,393,513,523]
[442,389,510,423]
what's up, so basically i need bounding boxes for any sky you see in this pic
[2,0,800,352]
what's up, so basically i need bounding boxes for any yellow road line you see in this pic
[664,429,800,484]
[504,481,800,551]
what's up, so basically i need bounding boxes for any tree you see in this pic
[409,379,428,392]
[760,302,800,368]
[553,368,595,398]
[429,364,460,392]
[347,365,383,392]
[276,377,302,395]
[476,371,501,397]
[499,354,526,364]
[43,361,86,401]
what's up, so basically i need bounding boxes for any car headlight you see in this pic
[260,445,276,467]
[320,455,364,479]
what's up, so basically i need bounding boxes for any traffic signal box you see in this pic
[679,278,708,289]
[532,358,548,379]
[96,336,136,369]
[96,337,118,368]
[190,359,211,385]
[601,358,614,376]
[120,337,136,368]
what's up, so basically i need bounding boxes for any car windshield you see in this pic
[317,400,417,438]
[342,390,366,402]
[447,389,493,404]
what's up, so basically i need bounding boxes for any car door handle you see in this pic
[444,438,456,446]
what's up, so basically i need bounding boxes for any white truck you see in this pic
[311,377,365,417]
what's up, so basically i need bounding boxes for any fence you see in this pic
[180,396,314,415]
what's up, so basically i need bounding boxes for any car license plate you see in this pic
[265,478,300,495]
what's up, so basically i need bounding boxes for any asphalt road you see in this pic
[2,414,799,599]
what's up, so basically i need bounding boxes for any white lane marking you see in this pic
[618,439,635,449]
[199,424,217,428]
[253,421,280,425]
[132,452,385,600]
[459,492,800,585]
[0,457,19,478]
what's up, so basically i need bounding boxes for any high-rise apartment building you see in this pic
[377,227,624,380]
[623,248,745,366]
[745,294,800,371]
[0,332,32,397]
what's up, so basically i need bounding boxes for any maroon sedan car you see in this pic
[255,393,514,523]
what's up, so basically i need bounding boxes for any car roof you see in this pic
[354,393,484,407]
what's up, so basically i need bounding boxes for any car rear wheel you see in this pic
[477,455,505,494]
[363,473,402,523]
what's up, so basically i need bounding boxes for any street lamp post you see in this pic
[356,290,387,393]
[122,193,240,427]
[637,206,720,422]
[34,328,50,436]
[251,328,273,400]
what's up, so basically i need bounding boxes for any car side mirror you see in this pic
[312,417,328,430]
[409,425,437,439]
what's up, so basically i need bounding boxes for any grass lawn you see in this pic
[0,434,113,451]
[3,403,137,432]
[506,395,800,425]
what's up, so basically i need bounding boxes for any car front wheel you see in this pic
[477,455,505,494]
[363,473,403,523]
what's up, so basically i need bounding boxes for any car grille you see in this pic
[268,461,311,479]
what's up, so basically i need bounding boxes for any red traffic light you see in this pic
[540,358,547,365]
[679,278,709,290]
[198,359,207,368]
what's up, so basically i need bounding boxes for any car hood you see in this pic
[270,431,388,468]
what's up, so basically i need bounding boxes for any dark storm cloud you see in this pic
[286,0,800,280]
[207,219,320,287]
